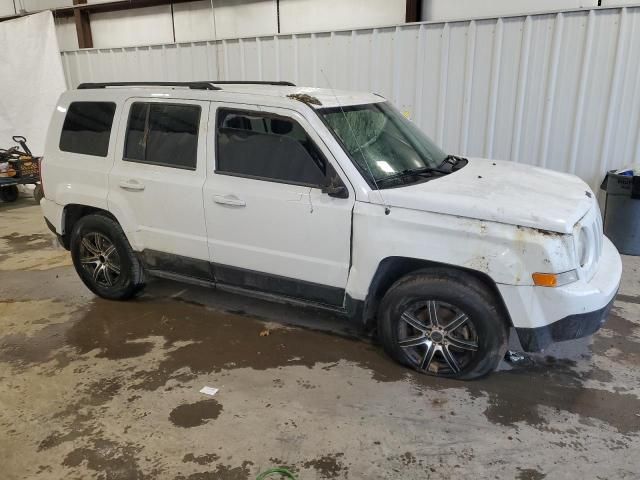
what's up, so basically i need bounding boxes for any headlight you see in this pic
[532,270,579,287]
[577,227,589,267]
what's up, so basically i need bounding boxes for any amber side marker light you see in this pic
[532,273,558,287]
[532,270,579,287]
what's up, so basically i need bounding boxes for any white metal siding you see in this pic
[279,0,406,33]
[172,0,279,41]
[54,15,78,51]
[60,5,640,187]
[90,5,175,48]
[421,0,597,22]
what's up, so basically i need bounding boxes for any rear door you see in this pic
[108,98,211,279]
[203,103,354,306]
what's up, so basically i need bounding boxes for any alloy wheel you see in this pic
[397,300,479,375]
[79,232,121,287]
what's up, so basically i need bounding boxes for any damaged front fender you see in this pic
[347,203,577,302]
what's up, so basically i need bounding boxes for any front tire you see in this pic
[70,214,145,300]
[378,269,508,380]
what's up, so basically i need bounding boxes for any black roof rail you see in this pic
[211,81,296,86]
[77,82,220,90]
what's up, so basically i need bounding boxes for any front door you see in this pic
[108,98,211,279]
[203,104,354,306]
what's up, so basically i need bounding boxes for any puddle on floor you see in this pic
[1,296,639,435]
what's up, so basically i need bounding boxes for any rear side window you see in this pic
[59,102,116,157]
[216,109,326,186]
[124,102,200,170]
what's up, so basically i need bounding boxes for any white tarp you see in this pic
[0,11,66,156]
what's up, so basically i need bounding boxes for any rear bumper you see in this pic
[41,198,68,248]
[40,198,64,234]
[498,236,621,352]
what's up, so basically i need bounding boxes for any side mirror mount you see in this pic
[322,168,349,199]
[321,183,349,199]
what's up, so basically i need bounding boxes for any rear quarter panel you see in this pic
[42,92,125,228]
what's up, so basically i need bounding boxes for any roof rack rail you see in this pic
[77,82,220,90]
[211,81,296,86]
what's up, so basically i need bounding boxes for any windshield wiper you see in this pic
[375,166,450,187]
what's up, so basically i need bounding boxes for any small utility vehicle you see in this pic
[40,81,621,379]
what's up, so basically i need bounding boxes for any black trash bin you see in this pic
[600,170,640,255]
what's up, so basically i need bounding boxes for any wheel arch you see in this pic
[60,204,119,250]
[361,256,513,329]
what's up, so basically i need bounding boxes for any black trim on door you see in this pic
[141,250,213,281]
[213,263,345,307]
[139,250,346,308]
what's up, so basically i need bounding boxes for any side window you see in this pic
[216,109,327,186]
[124,102,200,170]
[59,102,116,157]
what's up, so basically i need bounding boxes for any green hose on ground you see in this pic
[256,467,297,480]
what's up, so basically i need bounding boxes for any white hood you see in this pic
[373,158,594,234]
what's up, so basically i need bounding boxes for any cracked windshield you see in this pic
[320,102,450,188]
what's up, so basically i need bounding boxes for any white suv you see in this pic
[40,81,621,379]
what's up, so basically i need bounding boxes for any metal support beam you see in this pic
[62,0,200,17]
[0,0,200,21]
[73,0,93,49]
[405,0,422,23]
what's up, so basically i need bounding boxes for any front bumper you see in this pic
[498,236,622,352]
[515,293,616,351]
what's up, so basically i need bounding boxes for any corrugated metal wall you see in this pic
[60,5,640,187]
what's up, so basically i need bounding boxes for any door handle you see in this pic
[119,180,145,191]
[213,194,246,207]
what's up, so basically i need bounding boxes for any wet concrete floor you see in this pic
[1,197,639,479]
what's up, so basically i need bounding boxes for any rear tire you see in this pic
[0,185,19,202]
[70,214,145,300]
[378,269,508,380]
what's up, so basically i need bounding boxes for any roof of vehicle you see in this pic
[219,84,382,108]
[70,82,384,109]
